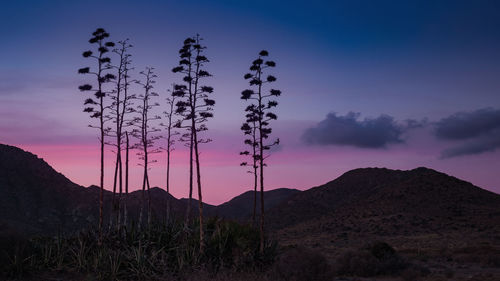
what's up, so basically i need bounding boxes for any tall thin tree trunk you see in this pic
[111,77,122,230]
[192,37,205,253]
[252,121,258,226]
[185,132,193,227]
[139,85,148,228]
[99,101,104,238]
[117,152,123,231]
[258,138,264,253]
[191,35,205,254]
[146,173,152,228]
[119,56,130,233]
[166,138,171,223]
[111,114,123,230]
[124,132,129,231]
[139,167,147,228]
[253,165,257,226]
[114,50,124,231]
[257,69,265,253]
[184,58,194,229]
[110,157,119,230]
[97,42,105,242]
[144,93,151,228]
[165,95,174,223]
[193,134,205,253]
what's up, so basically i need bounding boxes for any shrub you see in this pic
[203,218,277,272]
[274,246,331,281]
[335,241,409,277]
[0,229,34,278]
[0,220,277,280]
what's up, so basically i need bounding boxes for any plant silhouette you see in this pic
[78,28,116,239]
[241,50,281,252]
[172,34,215,253]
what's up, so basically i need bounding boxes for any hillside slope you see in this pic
[211,188,301,220]
[0,144,299,234]
[267,167,500,252]
[0,144,190,234]
[0,144,95,234]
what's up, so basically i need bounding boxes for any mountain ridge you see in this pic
[266,166,500,257]
[0,144,301,234]
[1,143,499,245]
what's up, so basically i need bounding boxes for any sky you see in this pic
[1,0,499,204]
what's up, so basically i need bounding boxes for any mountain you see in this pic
[0,144,95,234]
[0,144,191,234]
[2,143,499,248]
[267,167,500,252]
[0,144,298,235]
[178,188,301,221]
[211,188,301,220]
[179,197,217,214]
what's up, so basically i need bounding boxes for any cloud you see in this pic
[0,70,82,96]
[440,131,500,158]
[434,108,500,158]
[435,108,500,140]
[0,111,94,146]
[302,112,420,148]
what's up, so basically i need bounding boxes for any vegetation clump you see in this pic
[0,219,277,280]
[335,241,412,277]
[274,246,331,281]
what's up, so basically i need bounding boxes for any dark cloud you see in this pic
[435,108,500,140]
[434,108,500,158]
[302,112,419,148]
[440,131,500,158]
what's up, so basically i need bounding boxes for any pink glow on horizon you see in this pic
[10,131,500,205]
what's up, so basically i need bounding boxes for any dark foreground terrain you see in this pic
[1,143,499,280]
[268,167,500,281]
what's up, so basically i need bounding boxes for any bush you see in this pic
[0,229,34,278]
[335,241,409,277]
[274,246,331,281]
[0,219,277,280]
[203,218,277,272]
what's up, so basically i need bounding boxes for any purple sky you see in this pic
[1,0,499,204]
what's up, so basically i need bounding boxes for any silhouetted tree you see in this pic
[124,131,130,231]
[78,28,115,238]
[105,39,135,230]
[240,104,259,225]
[172,84,194,226]
[131,67,162,228]
[160,85,180,222]
[241,50,281,252]
[172,34,215,253]
[118,43,136,229]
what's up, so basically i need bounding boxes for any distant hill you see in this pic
[179,197,217,214]
[267,167,500,250]
[0,144,299,235]
[0,144,95,234]
[2,143,499,247]
[177,188,302,221]
[0,144,192,234]
[211,188,301,220]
